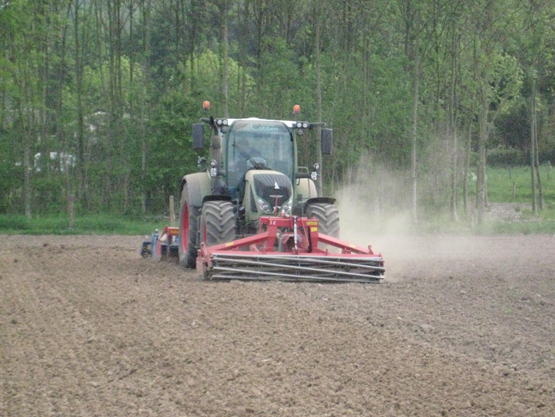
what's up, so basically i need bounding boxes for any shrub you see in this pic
[487,147,527,166]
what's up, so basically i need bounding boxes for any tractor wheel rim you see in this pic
[181,203,189,253]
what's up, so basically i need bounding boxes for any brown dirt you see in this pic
[1,233,555,416]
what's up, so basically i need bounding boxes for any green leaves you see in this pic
[1,0,554,217]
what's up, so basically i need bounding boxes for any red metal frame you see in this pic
[196,215,382,275]
[180,203,189,254]
[154,226,179,258]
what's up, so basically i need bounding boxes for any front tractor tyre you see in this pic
[306,203,340,239]
[178,185,199,268]
[201,201,236,247]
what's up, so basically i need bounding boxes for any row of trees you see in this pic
[1,0,555,223]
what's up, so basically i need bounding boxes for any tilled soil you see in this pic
[1,233,555,416]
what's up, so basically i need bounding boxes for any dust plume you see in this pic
[331,156,486,281]
[333,160,418,282]
[334,160,413,242]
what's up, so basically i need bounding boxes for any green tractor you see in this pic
[178,102,339,269]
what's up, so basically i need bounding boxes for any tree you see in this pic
[0,0,549,222]
[470,0,523,224]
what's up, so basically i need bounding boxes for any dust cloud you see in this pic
[334,161,412,242]
[332,160,482,281]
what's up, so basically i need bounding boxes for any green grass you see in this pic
[486,164,555,204]
[488,220,555,234]
[0,214,167,235]
[461,164,555,234]
[406,212,555,235]
[1,165,554,236]
[368,164,555,235]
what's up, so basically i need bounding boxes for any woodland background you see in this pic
[1,0,554,223]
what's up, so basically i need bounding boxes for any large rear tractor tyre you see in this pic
[201,201,236,246]
[306,202,340,242]
[178,184,199,268]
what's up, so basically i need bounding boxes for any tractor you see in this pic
[141,101,384,282]
[173,102,384,282]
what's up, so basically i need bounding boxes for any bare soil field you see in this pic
[1,233,555,416]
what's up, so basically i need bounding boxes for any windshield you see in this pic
[226,120,293,194]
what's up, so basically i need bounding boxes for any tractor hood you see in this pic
[246,170,293,215]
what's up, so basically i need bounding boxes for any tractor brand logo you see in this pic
[246,123,280,133]
[274,181,280,190]
[306,221,318,226]
[269,194,284,199]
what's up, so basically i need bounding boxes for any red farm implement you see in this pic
[140,226,179,261]
[197,215,384,283]
[142,214,384,283]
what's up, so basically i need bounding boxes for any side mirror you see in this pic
[321,128,333,155]
[197,156,207,171]
[192,123,205,150]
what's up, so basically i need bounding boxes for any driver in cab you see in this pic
[232,135,265,171]
[231,135,267,202]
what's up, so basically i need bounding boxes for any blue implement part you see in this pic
[139,229,159,258]
[141,227,179,261]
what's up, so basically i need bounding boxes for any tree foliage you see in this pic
[0,0,553,219]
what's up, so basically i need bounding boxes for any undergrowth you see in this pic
[1,166,553,235]
[0,215,166,235]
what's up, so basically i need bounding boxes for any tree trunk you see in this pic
[314,0,323,197]
[530,76,537,215]
[462,122,472,215]
[410,35,420,224]
[221,0,229,118]
[449,29,458,222]
[18,82,33,218]
[23,127,32,219]
[74,0,87,209]
[238,0,249,116]
[476,83,488,224]
[141,0,152,214]
[532,82,543,211]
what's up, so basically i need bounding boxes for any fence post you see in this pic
[169,195,175,227]
[68,194,74,230]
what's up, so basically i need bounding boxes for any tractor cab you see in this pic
[191,104,334,221]
[224,119,294,201]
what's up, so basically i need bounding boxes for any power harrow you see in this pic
[142,215,384,283]
[140,226,179,261]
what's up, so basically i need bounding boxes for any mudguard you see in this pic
[296,178,318,200]
[304,197,336,212]
[181,172,211,208]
